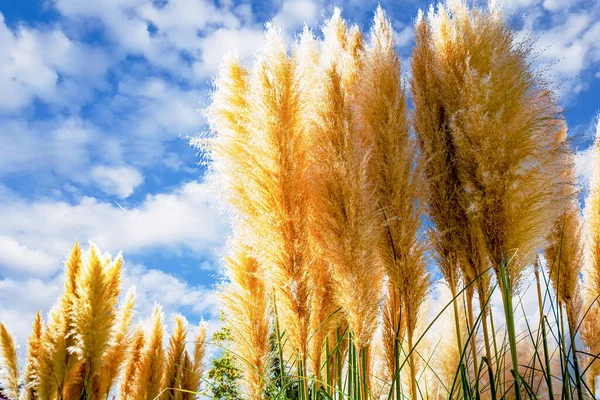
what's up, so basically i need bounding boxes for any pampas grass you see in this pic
[358,7,429,397]
[120,323,146,400]
[412,3,567,398]
[22,311,42,400]
[583,118,600,397]
[221,246,270,398]
[93,287,137,399]
[0,322,19,400]
[134,303,166,400]
[308,8,383,353]
[3,3,598,400]
[70,245,122,396]
[206,4,585,400]
[161,315,188,400]
[0,243,206,400]
[206,55,272,398]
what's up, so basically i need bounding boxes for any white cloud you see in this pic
[116,77,204,136]
[0,181,228,277]
[90,165,144,198]
[0,117,94,177]
[0,79,203,182]
[575,145,594,186]
[193,27,265,78]
[517,4,600,98]
[52,0,251,80]
[393,25,414,48]
[0,237,57,276]
[272,0,321,33]
[124,264,220,319]
[542,0,579,12]
[0,13,110,112]
[0,275,63,351]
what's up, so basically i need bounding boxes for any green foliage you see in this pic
[265,330,299,400]
[207,320,242,400]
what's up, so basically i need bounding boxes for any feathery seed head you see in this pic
[70,244,121,377]
[119,323,146,400]
[586,117,600,298]
[94,286,137,398]
[221,247,270,397]
[308,10,383,349]
[161,314,188,400]
[23,312,43,399]
[0,323,19,400]
[135,302,166,400]
[415,2,565,292]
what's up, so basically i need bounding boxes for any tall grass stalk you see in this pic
[534,264,555,398]
[499,258,523,400]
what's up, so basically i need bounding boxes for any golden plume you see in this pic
[414,3,566,392]
[545,183,582,330]
[411,5,474,370]
[242,23,314,375]
[357,7,429,396]
[221,247,270,398]
[205,55,255,235]
[134,303,166,400]
[583,118,600,396]
[426,1,565,290]
[93,287,137,398]
[585,118,600,298]
[34,306,62,400]
[33,243,84,399]
[70,245,122,395]
[189,322,207,396]
[119,323,146,399]
[174,323,206,400]
[0,322,19,400]
[208,54,271,396]
[23,311,43,400]
[294,26,340,382]
[306,14,383,396]
[161,315,188,400]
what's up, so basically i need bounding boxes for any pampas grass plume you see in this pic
[0,322,19,400]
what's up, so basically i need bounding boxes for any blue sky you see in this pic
[0,0,599,347]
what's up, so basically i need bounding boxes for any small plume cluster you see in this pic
[0,243,206,400]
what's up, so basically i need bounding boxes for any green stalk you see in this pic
[354,342,360,400]
[337,327,342,400]
[395,338,401,400]
[499,259,522,400]
[460,363,472,400]
[559,304,572,400]
[407,330,418,400]
[477,283,497,400]
[360,347,369,400]
[298,357,306,400]
[348,333,354,400]
[488,305,502,395]
[450,262,464,354]
[273,297,287,398]
[534,268,554,399]
[466,289,480,379]
[569,330,584,400]
[566,306,584,400]
[542,316,555,398]
[326,337,331,398]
